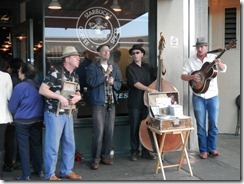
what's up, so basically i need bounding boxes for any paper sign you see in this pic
[155,97,171,108]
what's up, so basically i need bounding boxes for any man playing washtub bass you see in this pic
[39,46,82,180]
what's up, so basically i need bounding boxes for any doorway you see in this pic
[11,19,34,64]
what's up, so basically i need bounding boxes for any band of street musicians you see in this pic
[0,36,230,180]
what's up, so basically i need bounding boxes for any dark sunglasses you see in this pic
[131,51,141,55]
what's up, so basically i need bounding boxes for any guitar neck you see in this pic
[216,47,227,59]
[156,32,166,91]
[205,48,227,71]
[156,49,163,91]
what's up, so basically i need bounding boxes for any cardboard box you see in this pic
[169,105,183,117]
[148,91,179,117]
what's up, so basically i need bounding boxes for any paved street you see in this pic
[1,134,241,182]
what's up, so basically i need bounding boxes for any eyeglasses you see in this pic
[131,51,141,55]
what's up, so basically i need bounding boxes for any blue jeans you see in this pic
[44,112,75,179]
[15,122,43,178]
[192,94,219,153]
[128,107,148,155]
[91,104,115,163]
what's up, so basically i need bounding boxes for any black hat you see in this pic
[96,44,110,52]
[129,44,146,55]
[193,37,209,47]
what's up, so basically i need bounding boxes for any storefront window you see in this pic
[44,0,149,117]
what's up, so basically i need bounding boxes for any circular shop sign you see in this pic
[76,7,121,53]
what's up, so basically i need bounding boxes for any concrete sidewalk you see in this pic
[1,134,241,182]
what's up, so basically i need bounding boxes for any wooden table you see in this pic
[148,126,194,180]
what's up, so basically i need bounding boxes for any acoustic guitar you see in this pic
[189,39,236,94]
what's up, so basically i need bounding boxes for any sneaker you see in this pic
[13,162,22,170]
[131,153,139,161]
[141,152,157,160]
[2,166,14,172]
[32,171,44,177]
[15,176,31,180]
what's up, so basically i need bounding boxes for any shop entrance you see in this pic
[11,19,34,63]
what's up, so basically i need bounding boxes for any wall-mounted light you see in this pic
[16,36,27,40]
[35,43,42,48]
[48,0,62,10]
[2,44,11,48]
[0,48,9,51]
[111,0,121,12]
[4,41,11,45]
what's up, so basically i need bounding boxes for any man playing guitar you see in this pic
[181,37,227,159]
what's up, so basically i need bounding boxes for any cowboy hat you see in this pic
[61,46,80,58]
[193,37,209,47]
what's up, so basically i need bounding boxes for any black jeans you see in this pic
[4,123,17,168]
[128,106,148,155]
[0,124,7,177]
[15,121,43,178]
[0,124,7,151]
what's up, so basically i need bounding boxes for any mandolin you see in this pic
[189,39,236,94]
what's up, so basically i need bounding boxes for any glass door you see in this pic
[44,0,150,117]
[11,19,34,64]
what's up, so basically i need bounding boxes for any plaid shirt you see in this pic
[104,75,114,105]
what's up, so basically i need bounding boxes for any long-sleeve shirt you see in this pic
[182,53,227,99]
[0,71,13,124]
[8,79,43,123]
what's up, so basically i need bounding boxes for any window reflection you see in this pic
[44,0,149,117]
[45,0,149,79]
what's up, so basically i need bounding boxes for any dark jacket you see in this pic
[86,61,122,106]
